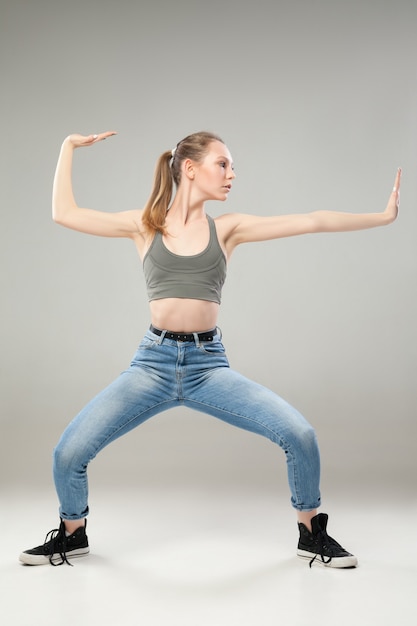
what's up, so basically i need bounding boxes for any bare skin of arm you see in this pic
[52,132,144,240]
[217,169,400,254]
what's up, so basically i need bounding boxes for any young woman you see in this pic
[19,131,400,568]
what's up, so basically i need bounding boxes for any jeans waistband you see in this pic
[149,324,216,342]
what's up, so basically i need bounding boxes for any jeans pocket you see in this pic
[197,340,227,355]
[130,336,158,365]
[139,336,158,350]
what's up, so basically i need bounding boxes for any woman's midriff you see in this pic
[149,298,220,332]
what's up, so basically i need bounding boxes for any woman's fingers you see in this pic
[67,131,117,147]
[392,167,402,194]
[385,167,401,222]
[92,131,118,142]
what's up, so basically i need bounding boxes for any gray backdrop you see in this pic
[1,0,416,502]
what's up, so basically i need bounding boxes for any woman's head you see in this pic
[142,131,225,234]
[170,131,224,186]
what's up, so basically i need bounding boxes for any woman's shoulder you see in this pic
[214,212,246,231]
[212,213,248,252]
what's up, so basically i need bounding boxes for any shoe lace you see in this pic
[308,530,340,568]
[44,521,73,567]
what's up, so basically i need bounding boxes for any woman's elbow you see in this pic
[52,204,72,226]
[306,212,324,233]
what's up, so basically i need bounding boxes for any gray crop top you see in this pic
[143,215,227,304]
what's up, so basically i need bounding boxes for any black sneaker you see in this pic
[19,520,89,566]
[297,513,358,568]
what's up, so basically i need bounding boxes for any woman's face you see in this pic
[192,141,235,201]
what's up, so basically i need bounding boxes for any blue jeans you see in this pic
[53,329,321,519]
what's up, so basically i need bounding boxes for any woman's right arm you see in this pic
[52,132,143,239]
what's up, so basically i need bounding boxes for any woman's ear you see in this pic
[183,158,195,181]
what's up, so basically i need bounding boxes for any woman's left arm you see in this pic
[224,168,401,249]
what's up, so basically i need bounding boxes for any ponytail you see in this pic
[141,150,173,235]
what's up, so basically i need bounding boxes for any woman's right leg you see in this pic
[20,332,181,565]
[53,334,180,522]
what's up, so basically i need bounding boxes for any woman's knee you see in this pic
[53,437,91,474]
[284,421,319,454]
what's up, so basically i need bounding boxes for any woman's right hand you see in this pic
[65,131,117,148]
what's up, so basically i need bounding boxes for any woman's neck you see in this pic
[167,184,207,225]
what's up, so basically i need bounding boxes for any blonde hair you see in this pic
[142,131,224,234]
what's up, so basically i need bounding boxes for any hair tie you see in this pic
[171,147,177,158]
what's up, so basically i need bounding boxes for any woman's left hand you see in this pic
[384,168,401,223]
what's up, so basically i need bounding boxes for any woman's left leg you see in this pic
[182,341,321,512]
[181,337,357,568]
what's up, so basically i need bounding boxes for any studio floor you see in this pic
[2,484,416,626]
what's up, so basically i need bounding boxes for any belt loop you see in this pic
[216,326,222,341]
[157,329,167,345]
[192,332,201,347]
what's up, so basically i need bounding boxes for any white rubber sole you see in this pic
[297,549,358,568]
[19,547,90,566]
